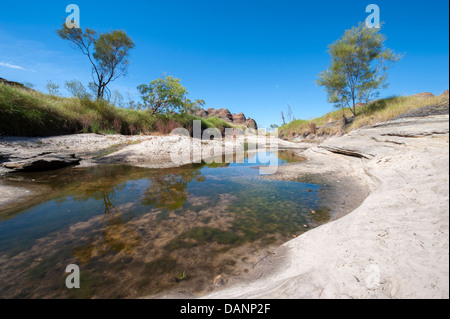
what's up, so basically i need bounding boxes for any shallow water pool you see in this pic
[0,150,330,298]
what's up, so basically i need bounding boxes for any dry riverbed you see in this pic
[1,115,449,299]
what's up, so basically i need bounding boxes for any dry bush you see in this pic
[128,124,136,136]
[113,118,122,133]
[155,119,181,135]
[81,115,91,133]
[308,122,317,135]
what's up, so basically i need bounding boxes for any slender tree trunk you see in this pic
[97,84,102,100]
[351,95,357,117]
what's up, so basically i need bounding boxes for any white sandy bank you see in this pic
[203,115,449,299]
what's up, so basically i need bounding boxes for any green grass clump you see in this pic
[347,95,448,130]
[0,84,79,136]
[202,116,233,129]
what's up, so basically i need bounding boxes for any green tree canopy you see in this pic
[65,80,92,100]
[183,98,205,114]
[46,80,61,97]
[57,25,135,100]
[137,76,194,115]
[316,23,401,116]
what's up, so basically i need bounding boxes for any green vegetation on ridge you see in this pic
[279,94,449,139]
[279,21,447,140]
[0,83,234,137]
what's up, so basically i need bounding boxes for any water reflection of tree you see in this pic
[73,190,141,264]
[73,166,207,264]
[141,168,206,210]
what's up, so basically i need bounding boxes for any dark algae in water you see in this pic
[0,151,331,298]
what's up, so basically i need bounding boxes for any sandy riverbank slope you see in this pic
[203,115,449,299]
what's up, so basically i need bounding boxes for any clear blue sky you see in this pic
[0,0,448,128]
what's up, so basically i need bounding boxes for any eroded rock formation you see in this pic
[1,152,81,172]
[193,108,258,129]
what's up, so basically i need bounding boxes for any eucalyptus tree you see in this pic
[317,23,401,116]
[57,25,135,100]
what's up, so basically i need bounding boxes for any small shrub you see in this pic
[129,124,136,135]
[308,122,317,134]
[91,122,100,134]
[113,118,122,134]
[81,115,91,133]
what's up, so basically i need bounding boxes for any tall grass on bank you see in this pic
[280,94,449,138]
[348,95,447,129]
[0,83,235,137]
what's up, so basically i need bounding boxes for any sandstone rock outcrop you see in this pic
[232,112,246,124]
[244,118,258,130]
[193,108,258,129]
[1,152,81,172]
